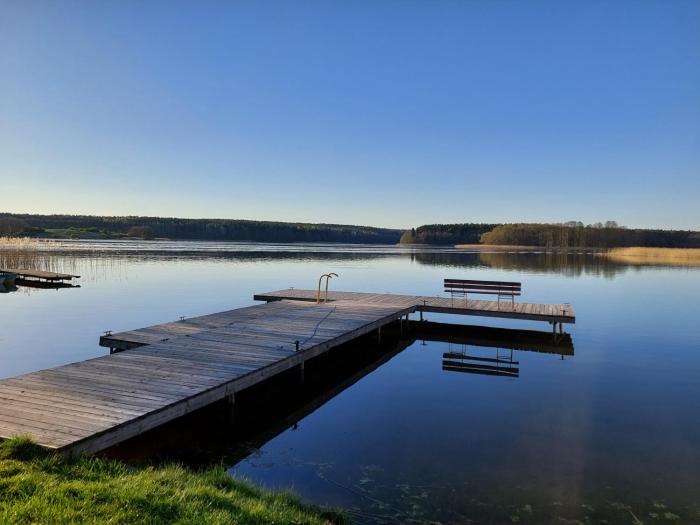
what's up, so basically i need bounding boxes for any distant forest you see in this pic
[0,214,402,244]
[399,224,498,245]
[2,214,698,248]
[479,222,700,248]
[401,221,700,248]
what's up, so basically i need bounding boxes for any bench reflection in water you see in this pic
[421,322,574,379]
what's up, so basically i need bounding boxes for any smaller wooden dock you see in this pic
[254,289,575,326]
[1,268,80,283]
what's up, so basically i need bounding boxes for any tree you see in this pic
[0,217,29,236]
[127,226,154,239]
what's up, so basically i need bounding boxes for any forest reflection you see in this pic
[2,245,697,286]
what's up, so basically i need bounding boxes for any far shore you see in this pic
[454,244,539,250]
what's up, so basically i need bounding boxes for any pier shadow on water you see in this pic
[102,322,694,525]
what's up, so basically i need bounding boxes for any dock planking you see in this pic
[1,268,80,282]
[0,288,574,455]
[254,288,575,324]
[0,299,411,453]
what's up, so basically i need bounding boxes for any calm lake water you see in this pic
[2,241,699,524]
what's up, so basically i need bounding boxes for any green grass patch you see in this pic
[0,437,345,525]
[39,227,126,239]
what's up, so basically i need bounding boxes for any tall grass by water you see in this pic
[0,237,52,249]
[602,247,700,267]
[0,437,344,525]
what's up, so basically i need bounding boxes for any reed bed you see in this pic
[602,247,700,267]
[0,237,56,250]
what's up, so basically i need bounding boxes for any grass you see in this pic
[0,237,50,249]
[602,247,700,266]
[41,227,125,239]
[0,437,345,525]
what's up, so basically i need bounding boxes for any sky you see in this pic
[1,1,699,230]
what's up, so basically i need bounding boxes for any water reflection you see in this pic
[4,242,699,284]
[412,251,631,278]
[443,347,521,377]
[418,322,574,355]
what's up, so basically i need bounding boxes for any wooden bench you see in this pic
[444,279,522,309]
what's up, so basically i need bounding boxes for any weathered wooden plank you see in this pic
[0,390,139,422]
[2,376,177,407]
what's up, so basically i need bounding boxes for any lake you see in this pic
[2,241,699,524]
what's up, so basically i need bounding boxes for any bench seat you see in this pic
[444,278,522,308]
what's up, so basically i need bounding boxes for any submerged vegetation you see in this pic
[0,437,344,525]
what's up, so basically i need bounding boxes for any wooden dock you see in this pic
[0,288,574,455]
[255,288,575,325]
[1,268,80,282]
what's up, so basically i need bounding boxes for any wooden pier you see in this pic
[255,288,575,326]
[0,288,574,455]
[0,268,80,283]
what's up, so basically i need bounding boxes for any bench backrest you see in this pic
[444,278,521,296]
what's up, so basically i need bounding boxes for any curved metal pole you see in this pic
[317,274,326,304]
[324,272,338,303]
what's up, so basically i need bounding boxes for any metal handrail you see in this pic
[316,272,338,304]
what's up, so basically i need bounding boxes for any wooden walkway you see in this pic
[255,288,575,324]
[1,268,80,282]
[0,288,574,455]
[0,299,411,453]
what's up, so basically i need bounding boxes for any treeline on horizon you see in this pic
[0,214,402,244]
[1,214,698,248]
[401,221,700,248]
[399,223,498,245]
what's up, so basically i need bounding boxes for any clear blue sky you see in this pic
[2,1,699,229]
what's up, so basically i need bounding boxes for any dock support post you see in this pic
[559,322,563,335]
[419,310,423,322]
[300,362,305,384]
[377,326,382,344]
[227,392,236,420]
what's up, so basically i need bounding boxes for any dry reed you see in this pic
[0,237,54,249]
[601,247,700,266]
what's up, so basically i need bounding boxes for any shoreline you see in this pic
[454,243,539,250]
[0,437,345,525]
